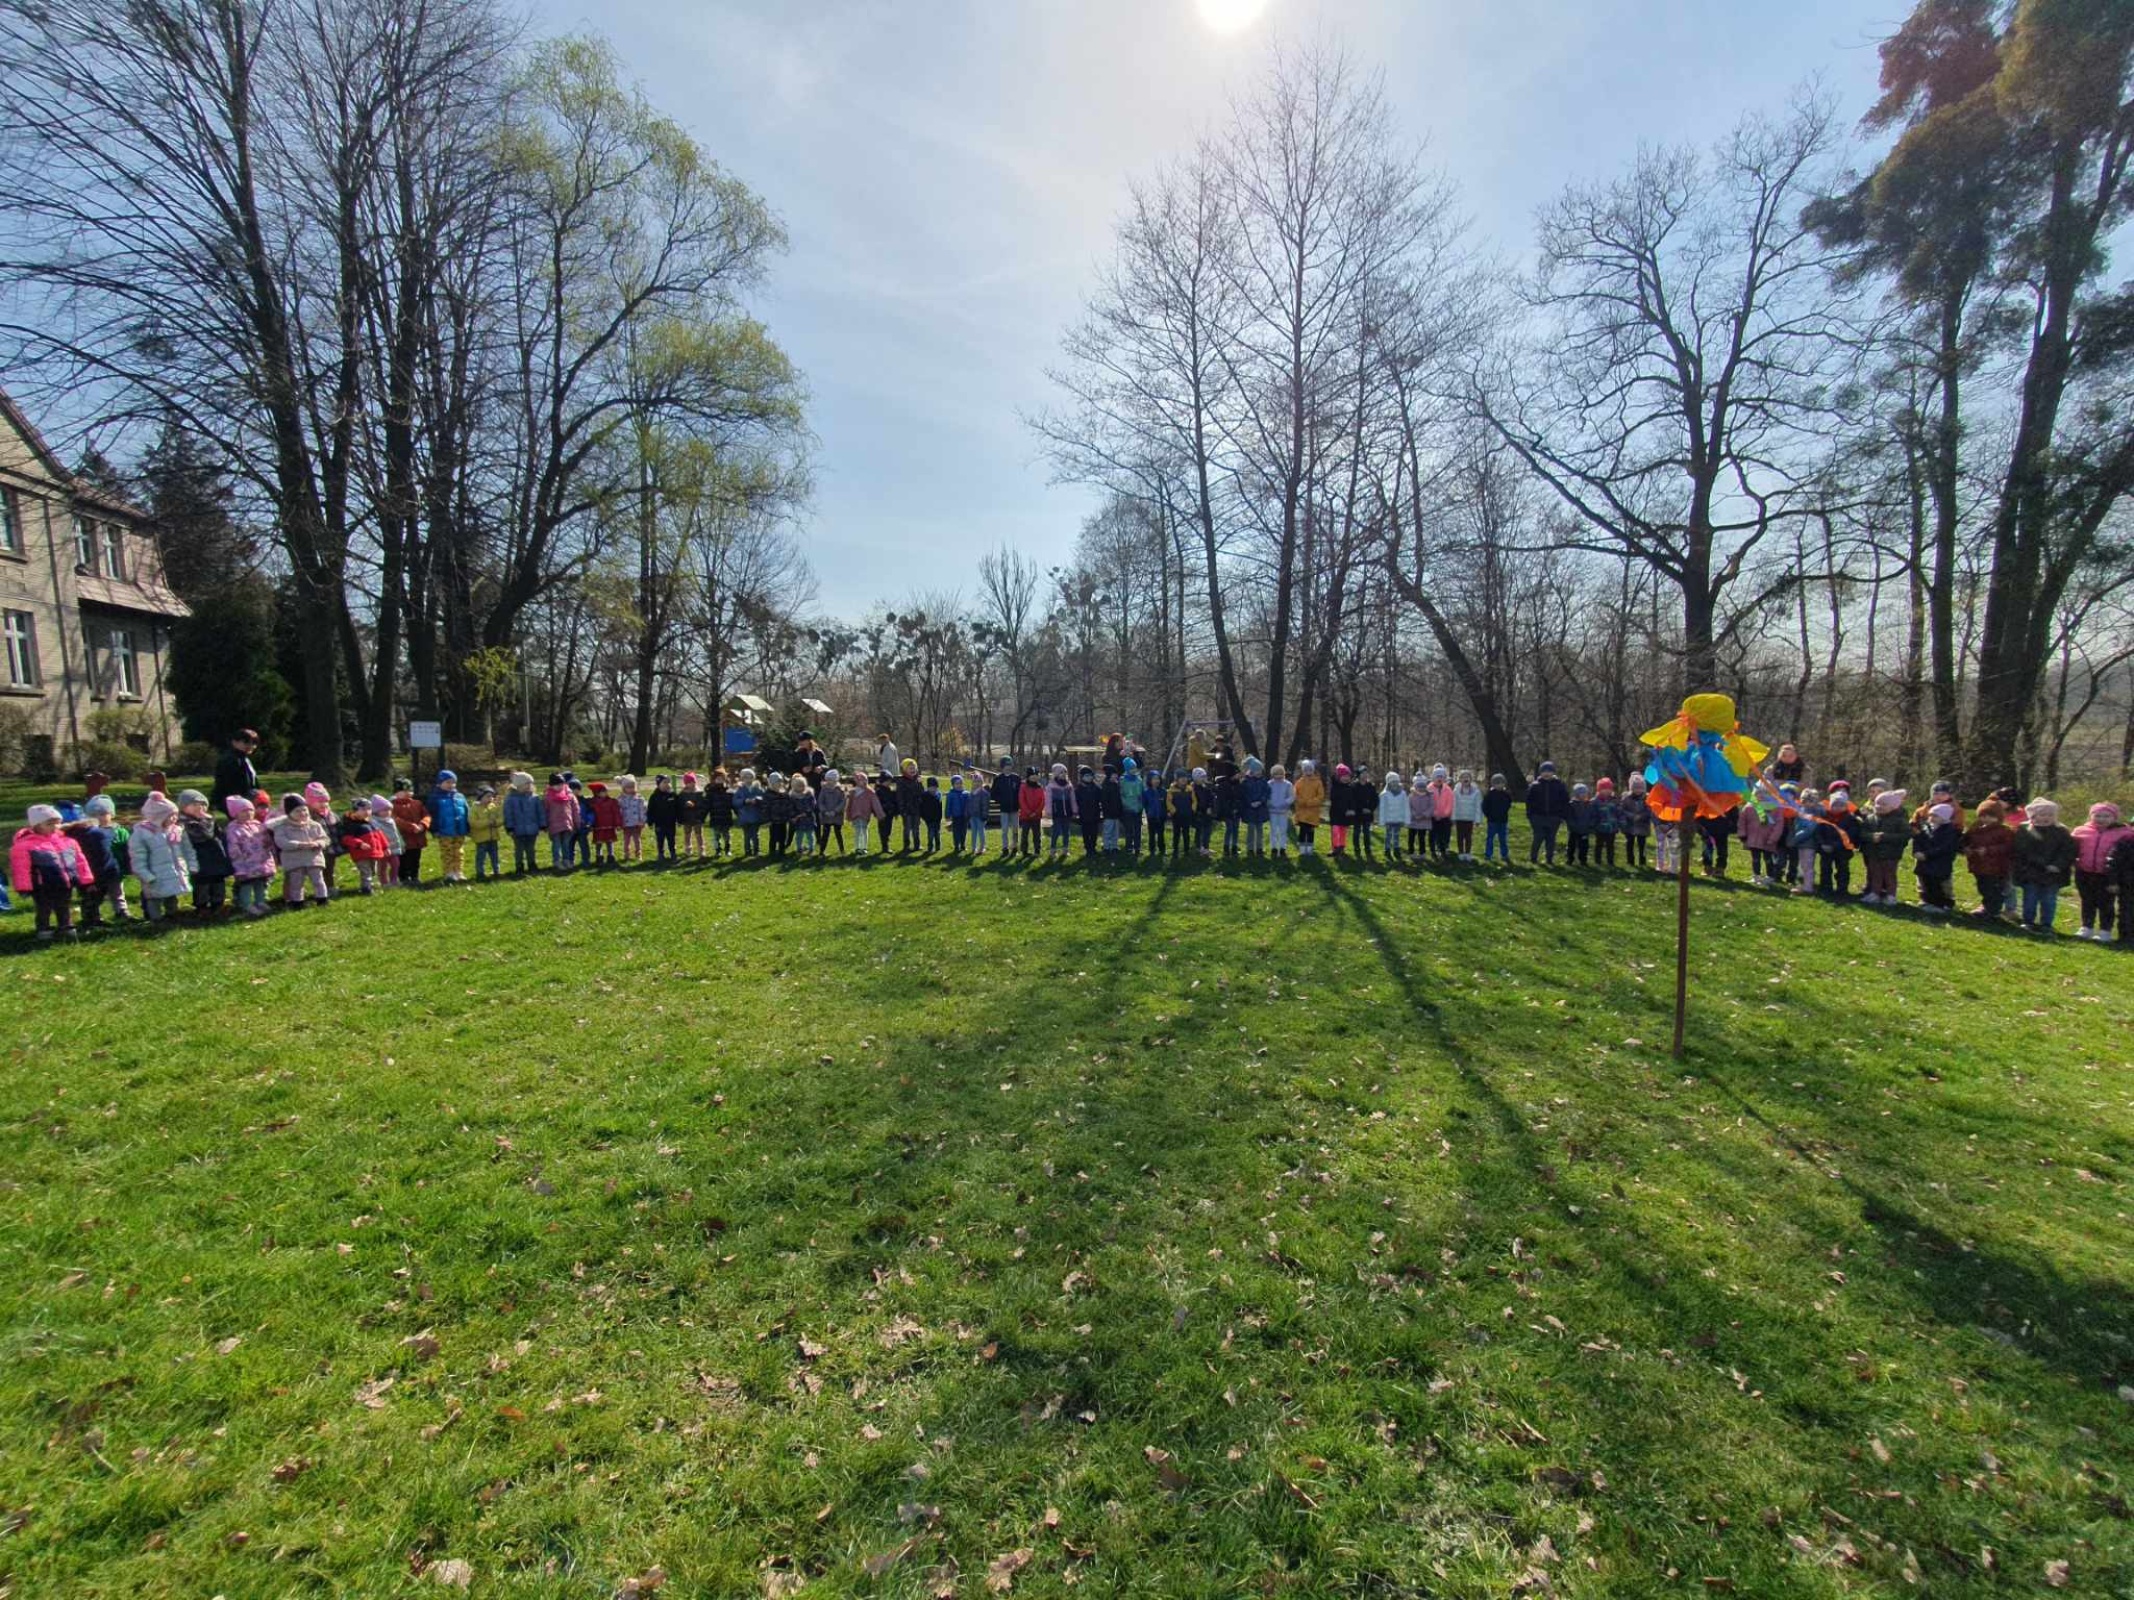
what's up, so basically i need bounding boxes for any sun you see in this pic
[1196,0,1272,35]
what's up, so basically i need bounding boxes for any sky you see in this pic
[524,0,1895,619]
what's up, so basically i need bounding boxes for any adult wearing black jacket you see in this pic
[211,730,260,811]
[1525,761,1571,865]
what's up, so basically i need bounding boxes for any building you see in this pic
[0,388,189,771]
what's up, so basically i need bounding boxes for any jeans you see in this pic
[971,817,987,852]
[1121,815,1139,854]
[1529,818,1560,863]
[1484,821,1509,861]
[2021,883,2059,928]
[1383,823,1403,856]
[1245,821,1266,854]
[653,822,676,860]
[1223,818,1240,855]
[743,823,762,856]
[1102,818,1119,851]
[513,834,538,872]
[475,840,500,879]
[234,877,269,914]
[549,833,572,868]
[951,819,969,851]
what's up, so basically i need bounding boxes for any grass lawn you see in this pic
[2,839,2130,1597]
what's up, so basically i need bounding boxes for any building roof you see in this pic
[77,570,190,620]
[0,385,149,518]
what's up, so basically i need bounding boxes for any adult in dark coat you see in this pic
[211,730,260,811]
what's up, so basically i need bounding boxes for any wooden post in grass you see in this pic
[1673,825,1692,1059]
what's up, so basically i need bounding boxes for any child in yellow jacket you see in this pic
[469,783,503,881]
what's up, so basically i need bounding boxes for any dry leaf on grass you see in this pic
[428,1558,474,1589]
[215,1336,243,1356]
[270,1456,311,1483]
[355,1376,396,1409]
[616,1568,667,1597]
[985,1548,1033,1592]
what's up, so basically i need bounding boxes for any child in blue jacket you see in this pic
[503,771,544,874]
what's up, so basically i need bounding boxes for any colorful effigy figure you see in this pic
[1639,693,1767,823]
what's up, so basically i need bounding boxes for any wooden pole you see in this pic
[1673,819,1692,1059]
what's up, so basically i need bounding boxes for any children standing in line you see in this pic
[225,796,276,915]
[2070,801,2131,939]
[1045,764,1077,859]
[1427,765,1456,861]
[992,761,1024,856]
[505,772,544,874]
[646,773,679,863]
[470,784,502,880]
[947,773,974,853]
[1591,778,1621,868]
[11,804,91,940]
[176,789,232,916]
[921,775,945,852]
[1526,761,1569,865]
[269,793,331,907]
[1378,770,1409,860]
[1786,789,1820,894]
[1815,789,1862,898]
[568,777,595,866]
[788,774,818,856]
[849,769,883,855]
[1168,770,1195,860]
[1073,767,1102,858]
[72,796,127,926]
[1328,764,1354,856]
[392,780,431,885]
[706,770,735,857]
[337,798,390,893]
[1913,802,1962,913]
[1018,767,1046,858]
[132,792,190,922]
[1239,758,1270,857]
[1117,761,1143,856]
[1406,769,1432,859]
[1859,789,1910,905]
[369,796,403,888]
[617,775,647,863]
[899,763,927,852]
[543,773,579,870]
[676,772,707,858]
[2013,798,2076,932]
[587,781,622,866]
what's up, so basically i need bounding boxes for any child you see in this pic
[1406,769,1432,859]
[1787,788,1820,894]
[269,792,331,907]
[567,776,594,866]
[730,768,761,857]
[898,762,927,852]
[1655,797,1684,878]
[1480,773,1512,864]
[1378,770,1409,860]
[11,803,92,940]
[645,773,679,862]
[336,799,389,893]
[71,796,128,927]
[1565,783,1594,866]
[306,782,340,894]
[1771,783,1802,883]
[1525,761,1569,865]
[2110,814,2134,944]
[1018,767,1046,858]
[848,769,884,854]
[617,775,647,863]
[469,783,503,880]
[1098,766,1125,853]
[504,771,544,875]
[586,781,622,865]
[1913,802,1962,913]
[369,796,403,888]
[392,780,430,885]
[1859,788,1911,905]
[1327,763,1356,856]
[1616,775,1652,869]
[542,773,579,869]
[947,772,974,853]
[1963,797,2016,920]
[1815,788,1862,897]
[1591,777,1621,867]
[1073,767,1101,857]
[1701,803,1737,880]
[225,795,277,916]
[1450,769,1482,862]
[1168,770,1196,861]
[1267,763,1294,856]
[1427,765,1456,860]
[132,792,191,923]
[1239,758,1271,856]
[1292,760,1325,857]
[1046,764,1078,859]
[677,771,708,859]
[1117,760,1142,856]
[427,770,470,883]
[818,770,849,856]
[705,770,734,857]
[2013,798,2076,932]
[967,768,991,854]
[992,760,1024,856]
[176,789,232,916]
[2070,800,2131,940]
[787,774,818,857]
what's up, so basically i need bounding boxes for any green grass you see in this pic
[2,840,2130,1597]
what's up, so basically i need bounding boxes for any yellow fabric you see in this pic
[1639,694,1770,769]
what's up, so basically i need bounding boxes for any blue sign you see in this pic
[723,726,757,755]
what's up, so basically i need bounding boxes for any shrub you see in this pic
[172,739,217,775]
[0,703,33,775]
[69,739,146,782]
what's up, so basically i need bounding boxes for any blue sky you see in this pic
[525,0,1892,617]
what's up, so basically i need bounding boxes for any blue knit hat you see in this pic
[437,769,457,784]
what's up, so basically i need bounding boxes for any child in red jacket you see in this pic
[12,803,94,940]
[587,781,624,866]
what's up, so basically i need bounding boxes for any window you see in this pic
[3,610,36,687]
[102,522,126,581]
[0,489,19,556]
[74,514,97,574]
[108,626,137,697]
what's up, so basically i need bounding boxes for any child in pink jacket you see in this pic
[223,794,278,918]
[11,803,93,940]
[2070,800,2133,940]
